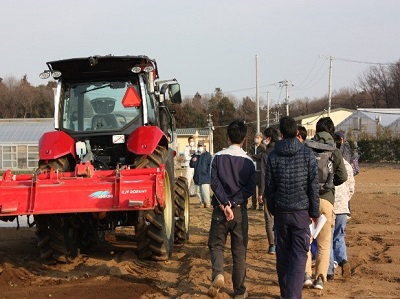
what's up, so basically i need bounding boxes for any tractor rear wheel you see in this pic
[174,176,190,244]
[134,146,175,260]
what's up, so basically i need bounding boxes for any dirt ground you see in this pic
[1,163,399,299]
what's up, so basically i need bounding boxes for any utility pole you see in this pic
[320,55,335,117]
[207,114,214,155]
[255,55,260,133]
[279,80,293,116]
[327,56,334,117]
[266,91,270,128]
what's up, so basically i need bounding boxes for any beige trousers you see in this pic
[306,198,334,282]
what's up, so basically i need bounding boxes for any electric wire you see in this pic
[295,56,319,88]
[335,57,394,66]
[182,56,397,98]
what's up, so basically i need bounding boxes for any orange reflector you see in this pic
[122,86,142,107]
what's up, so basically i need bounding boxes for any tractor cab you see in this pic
[39,55,182,170]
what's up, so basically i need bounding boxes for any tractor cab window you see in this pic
[62,80,142,132]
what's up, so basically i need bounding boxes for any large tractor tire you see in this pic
[35,214,80,263]
[174,176,190,244]
[35,157,79,263]
[134,146,175,260]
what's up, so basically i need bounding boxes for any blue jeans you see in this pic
[274,210,310,299]
[208,206,248,296]
[328,213,348,274]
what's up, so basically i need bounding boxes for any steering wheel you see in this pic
[115,114,127,126]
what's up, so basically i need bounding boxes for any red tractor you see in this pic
[0,55,190,262]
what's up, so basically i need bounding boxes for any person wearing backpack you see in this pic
[304,117,348,290]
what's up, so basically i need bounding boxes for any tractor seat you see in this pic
[90,97,119,129]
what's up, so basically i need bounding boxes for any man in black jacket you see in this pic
[265,116,320,299]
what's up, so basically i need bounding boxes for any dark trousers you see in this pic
[274,210,311,299]
[208,206,248,296]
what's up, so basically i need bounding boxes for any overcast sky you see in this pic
[1,0,399,107]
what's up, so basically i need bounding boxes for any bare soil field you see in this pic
[0,163,399,299]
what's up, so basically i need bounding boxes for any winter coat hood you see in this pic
[314,131,335,145]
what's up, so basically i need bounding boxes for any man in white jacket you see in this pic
[327,159,355,280]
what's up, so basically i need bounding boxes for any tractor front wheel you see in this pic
[134,146,175,260]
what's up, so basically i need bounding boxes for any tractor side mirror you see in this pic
[169,83,182,104]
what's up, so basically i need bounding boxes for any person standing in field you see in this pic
[190,141,212,208]
[207,120,255,299]
[326,136,355,281]
[259,126,280,255]
[248,132,266,210]
[184,136,196,196]
[304,117,348,290]
[265,116,320,299]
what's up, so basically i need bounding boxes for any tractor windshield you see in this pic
[61,79,142,132]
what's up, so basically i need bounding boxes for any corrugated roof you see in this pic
[176,128,210,136]
[357,110,400,127]
[0,119,54,143]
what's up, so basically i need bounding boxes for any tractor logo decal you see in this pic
[89,191,113,199]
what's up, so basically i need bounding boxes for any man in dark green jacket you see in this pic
[305,117,348,290]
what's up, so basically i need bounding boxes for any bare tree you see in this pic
[358,61,400,108]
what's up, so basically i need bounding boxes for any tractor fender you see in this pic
[39,131,76,160]
[127,126,168,155]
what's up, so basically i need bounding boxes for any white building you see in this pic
[336,108,400,139]
[0,118,54,171]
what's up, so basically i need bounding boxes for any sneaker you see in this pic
[327,274,334,281]
[268,244,276,255]
[258,205,263,211]
[204,204,211,208]
[207,274,225,298]
[340,260,351,279]
[234,290,248,299]
[303,273,313,288]
[312,276,324,290]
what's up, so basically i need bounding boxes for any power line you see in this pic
[294,58,328,91]
[295,56,319,88]
[335,57,395,66]
[182,56,398,98]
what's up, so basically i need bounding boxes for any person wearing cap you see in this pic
[335,131,351,163]
[248,132,266,210]
[190,140,212,208]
